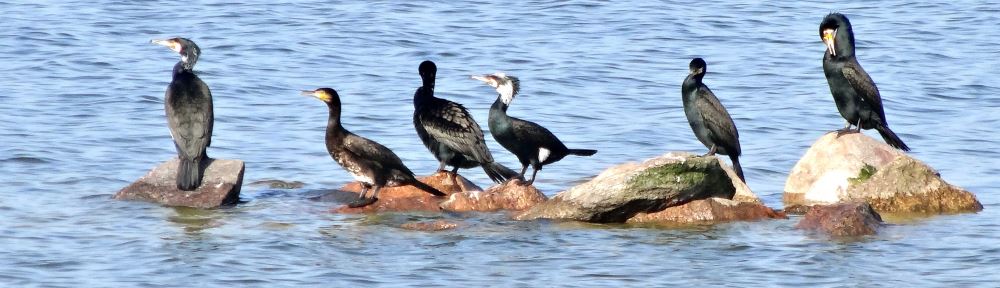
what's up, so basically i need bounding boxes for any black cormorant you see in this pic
[820,13,910,151]
[681,58,745,183]
[412,60,518,184]
[152,37,214,191]
[472,73,597,185]
[305,88,446,208]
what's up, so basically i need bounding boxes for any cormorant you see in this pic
[152,37,214,191]
[304,88,446,208]
[681,58,745,183]
[820,13,910,151]
[412,60,518,184]
[472,73,597,185]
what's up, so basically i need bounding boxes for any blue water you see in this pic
[1,1,999,286]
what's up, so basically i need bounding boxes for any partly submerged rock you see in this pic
[400,220,460,231]
[248,179,304,189]
[783,132,982,215]
[440,178,548,212]
[795,202,883,237]
[115,158,244,209]
[627,197,786,224]
[514,152,737,223]
[333,171,480,213]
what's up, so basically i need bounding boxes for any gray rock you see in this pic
[515,152,736,223]
[783,132,982,215]
[115,158,244,208]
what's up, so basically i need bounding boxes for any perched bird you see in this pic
[820,13,910,151]
[412,60,518,184]
[152,37,214,190]
[304,88,445,208]
[472,72,597,185]
[680,58,745,183]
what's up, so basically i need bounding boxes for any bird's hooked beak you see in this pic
[689,67,704,75]
[471,74,498,87]
[302,89,333,102]
[822,28,837,56]
[151,38,182,53]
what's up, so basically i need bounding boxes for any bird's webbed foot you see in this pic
[347,197,378,208]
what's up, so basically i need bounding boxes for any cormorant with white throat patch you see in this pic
[152,37,214,191]
[473,72,597,185]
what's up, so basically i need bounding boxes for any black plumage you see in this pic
[820,13,910,151]
[681,58,745,183]
[152,37,213,191]
[305,88,445,208]
[473,73,597,185]
[412,60,518,184]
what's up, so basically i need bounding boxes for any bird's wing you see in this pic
[342,132,412,175]
[695,87,740,155]
[418,100,494,163]
[193,76,213,147]
[842,60,887,120]
[509,116,564,150]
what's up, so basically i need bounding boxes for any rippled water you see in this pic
[2,1,999,286]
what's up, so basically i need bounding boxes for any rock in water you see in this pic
[115,158,244,208]
[333,171,480,213]
[783,132,982,214]
[627,197,786,224]
[440,178,548,212]
[795,202,883,237]
[515,152,737,223]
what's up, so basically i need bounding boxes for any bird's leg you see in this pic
[836,121,857,137]
[437,161,447,173]
[526,168,540,186]
[348,184,377,208]
[705,145,717,156]
[449,166,460,186]
[854,118,863,133]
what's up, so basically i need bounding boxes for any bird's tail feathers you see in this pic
[482,162,519,184]
[176,157,203,191]
[729,155,746,184]
[567,149,598,156]
[409,179,447,196]
[875,125,910,151]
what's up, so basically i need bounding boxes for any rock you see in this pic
[115,158,244,209]
[627,197,786,224]
[333,171,481,213]
[248,179,304,189]
[400,220,460,231]
[440,178,548,212]
[795,202,883,236]
[783,132,982,214]
[514,152,736,223]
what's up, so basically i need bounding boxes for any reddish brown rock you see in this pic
[115,158,244,209]
[627,197,786,224]
[783,132,982,215]
[795,202,883,236]
[400,220,460,231]
[440,178,548,212]
[333,171,481,213]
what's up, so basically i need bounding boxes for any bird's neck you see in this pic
[489,95,512,134]
[681,74,703,99]
[172,62,194,79]
[413,85,436,109]
[326,103,345,137]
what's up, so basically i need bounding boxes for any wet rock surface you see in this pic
[440,179,548,212]
[795,202,884,237]
[115,158,244,209]
[515,152,738,223]
[332,171,479,213]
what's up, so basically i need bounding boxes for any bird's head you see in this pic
[151,37,201,70]
[688,58,707,78]
[418,60,437,87]
[819,13,855,57]
[301,87,340,105]
[472,72,520,105]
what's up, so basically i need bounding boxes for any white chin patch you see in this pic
[499,85,514,104]
[538,148,550,163]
